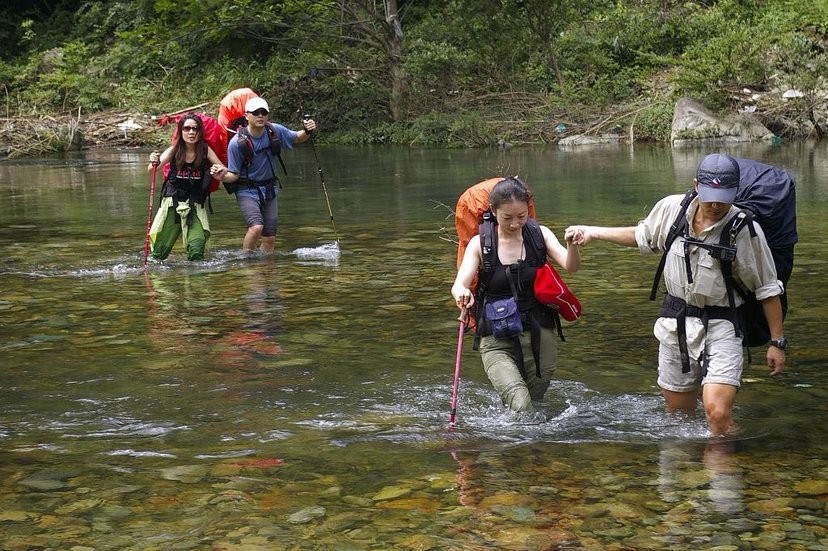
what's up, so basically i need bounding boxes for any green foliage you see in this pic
[761,3,828,97]
[13,41,112,112]
[404,39,474,94]
[631,100,675,142]
[774,32,828,92]
[0,0,825,142]
[335,111,495,147]
[672,18,768,107]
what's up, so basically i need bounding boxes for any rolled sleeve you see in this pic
[635,222,659,254]
[754,279,784,301]
[734,221,784,301]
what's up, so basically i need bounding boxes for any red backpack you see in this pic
[157,113,227,193]
[218,87,258,137]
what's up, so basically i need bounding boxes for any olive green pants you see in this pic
[149,197,210,261]
[478,326,558,413]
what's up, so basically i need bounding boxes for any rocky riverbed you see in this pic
[1,441,826,550]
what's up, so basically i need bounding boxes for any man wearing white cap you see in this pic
[213,96,317,253]
[564,153,786,437]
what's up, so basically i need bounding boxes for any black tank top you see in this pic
[484,225,543,311]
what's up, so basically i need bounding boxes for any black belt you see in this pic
[659,294,737,373]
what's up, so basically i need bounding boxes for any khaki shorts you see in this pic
[656,318,743,392]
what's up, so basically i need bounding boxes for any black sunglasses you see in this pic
[248,109,269,117]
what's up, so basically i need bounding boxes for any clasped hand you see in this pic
[564,225,590,246]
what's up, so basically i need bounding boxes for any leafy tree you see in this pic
[671,4,769,108]
[0,0,825,144]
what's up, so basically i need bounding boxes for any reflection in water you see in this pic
[658,439,745,517]
[703,440,745,515]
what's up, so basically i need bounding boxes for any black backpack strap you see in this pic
[524,219,566,342]
[718,210,755,339]
[266,124,288,177]
[523,218,546,265]
[237,128,254,167]
[480,213,496,273]
[650,189,696,301]
[472,214,496,350]
[199,144,213,194]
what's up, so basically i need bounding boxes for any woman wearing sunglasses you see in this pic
[147,113,226,261]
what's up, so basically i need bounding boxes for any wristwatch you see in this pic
[768,336,788,350]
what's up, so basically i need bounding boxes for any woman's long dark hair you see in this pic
[172,113,207,170]
[488,176,533,211]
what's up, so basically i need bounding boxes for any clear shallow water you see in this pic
[0,144,826,549]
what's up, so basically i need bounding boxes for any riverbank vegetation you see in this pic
[1,0,826,155]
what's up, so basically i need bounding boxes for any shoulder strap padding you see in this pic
[523,218,546,265]
[236,124,288,177]
[650,189,696,300]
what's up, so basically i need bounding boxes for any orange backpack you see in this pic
[455,177,537,268]
[218,87,259,138]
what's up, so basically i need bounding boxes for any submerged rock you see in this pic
[794,479,828,496]
[18,472,70,491]
[0,510,40,522]
[159,465,208,483]
[287,505,326,524]
[372,485,412,501]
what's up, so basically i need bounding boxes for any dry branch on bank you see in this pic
[0,110,171,158]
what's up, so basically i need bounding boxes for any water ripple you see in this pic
[309,378,711,448]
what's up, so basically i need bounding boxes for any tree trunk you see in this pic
[381,0,405,121]
[345,0,406,121]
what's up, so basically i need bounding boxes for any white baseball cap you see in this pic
[245,97,269,113]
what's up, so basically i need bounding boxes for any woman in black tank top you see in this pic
[451,177,581,414]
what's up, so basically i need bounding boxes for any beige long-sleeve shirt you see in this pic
[635,194,783,353]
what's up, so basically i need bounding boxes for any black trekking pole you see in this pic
[303,114,340,244]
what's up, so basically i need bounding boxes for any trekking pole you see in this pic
[303,114,340,243]
[143,158,159,269]
[449,307,468,427]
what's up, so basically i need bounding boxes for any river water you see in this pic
[0,143,826,550]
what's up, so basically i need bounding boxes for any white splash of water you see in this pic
[292,242,341,266]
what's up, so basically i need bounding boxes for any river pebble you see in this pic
[159,464,209,483]
[287,505,326,524]
[795,479,828,496]
[1,440,827,550]
[372,485,412,501]
[18,473,70,491]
